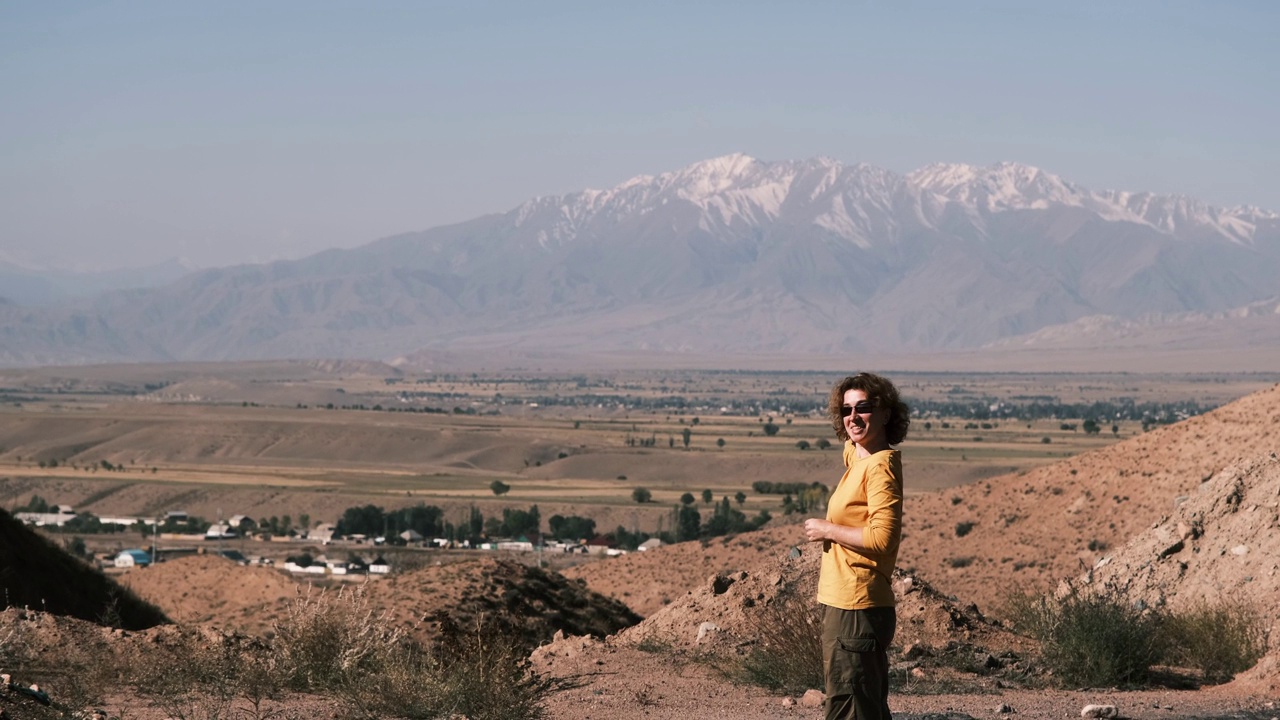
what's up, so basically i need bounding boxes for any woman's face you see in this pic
[842,388,886,450]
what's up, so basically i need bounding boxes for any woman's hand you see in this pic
[805,518,866,551]
[803,518,832,543]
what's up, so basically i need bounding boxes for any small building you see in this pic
[399,529,423,543]
[165,510,189,523]
[638,538,665,552]
[204,523,237,540]
[585,535,614,555]
[99,516,145,528]
[369,556,390,574]
[114,549,152,568]
[14,512,72,527]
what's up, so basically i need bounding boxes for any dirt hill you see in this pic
[898,383,1280,616]
[361,557,640,647]
[116,553,301,632]
[0,508,167,630]
[562,524,802,617]
[613,540,1034,666]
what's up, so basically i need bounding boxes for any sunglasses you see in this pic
[839,400,875,417]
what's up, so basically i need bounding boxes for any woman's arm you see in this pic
[803,461,901,553]
[803,517,866,550]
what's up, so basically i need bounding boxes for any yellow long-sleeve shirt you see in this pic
[815,443,903,610]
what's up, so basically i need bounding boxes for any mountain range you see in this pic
[2,154,1277,367]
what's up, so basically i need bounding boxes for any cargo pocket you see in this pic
[837,636,879,653]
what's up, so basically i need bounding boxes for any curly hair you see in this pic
[827,372,910,445]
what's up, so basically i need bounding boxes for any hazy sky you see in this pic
[3,1,1277,272]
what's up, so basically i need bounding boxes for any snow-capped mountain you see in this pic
[909,160,1278,246]
[2,155,1277,366]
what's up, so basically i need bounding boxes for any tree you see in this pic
[682,427,692,448]
[66,536,88,558]
[548,514,596,540]
[676,505,701,542]
[701,489,713,504]
[631,487,653,504]
[391,504,445,538]
[816,438,831,450]
[18,494,49,513]
[490,480,511,496]
[796,440,811,450]
[734,491,746,506]
[762,423,780,436]
[1112,424,1120,436]
[338,504,386,537]
[716,438,726,448]
[500,505,541,538]
[1082,419,1102,435]
[612,524,651,551]
[680,492,695,505]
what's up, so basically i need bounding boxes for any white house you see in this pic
[638,538,665,552]
[204,523,237,540]
[369,556,390,574]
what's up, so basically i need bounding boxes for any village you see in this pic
[13,501,658,578]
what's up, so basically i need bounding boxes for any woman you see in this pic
[803,372,909,720]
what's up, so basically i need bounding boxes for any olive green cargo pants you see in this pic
[821,604,895,720]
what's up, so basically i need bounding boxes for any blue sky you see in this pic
[2,1,1277,271]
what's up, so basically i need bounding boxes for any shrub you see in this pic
[1164,600,1269,683]
[1004,583,1166,687]
[735,584,823,694]
[954,521,975,537]
[273,585,402,691]
[346,615,549,720]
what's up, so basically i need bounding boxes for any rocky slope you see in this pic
[1083,451,1280,694]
